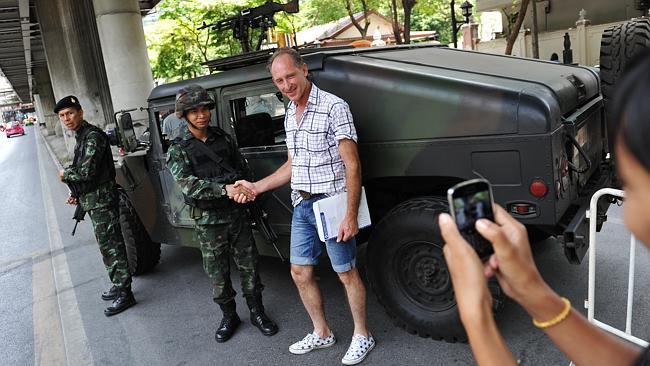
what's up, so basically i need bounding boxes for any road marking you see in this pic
[35,130,94,366]
[32,258,66,365]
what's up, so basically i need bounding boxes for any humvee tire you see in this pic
[600,18,650,151]
[119,190,161,275]
[366,196,503,342]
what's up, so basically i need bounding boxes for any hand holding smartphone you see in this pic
[447,178,495,260]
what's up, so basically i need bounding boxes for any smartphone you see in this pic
[446,179,495,259]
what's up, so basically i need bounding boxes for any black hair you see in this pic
[611,49,650,171]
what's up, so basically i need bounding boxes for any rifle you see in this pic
[67,182,86,236]
[248,201,285,262]
[191,141,285,261]
[198,0,299,53]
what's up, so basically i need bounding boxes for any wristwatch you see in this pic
[221,184,227,196]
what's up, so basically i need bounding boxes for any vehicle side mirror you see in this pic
[106,128,119,146]
[118,112,138,152]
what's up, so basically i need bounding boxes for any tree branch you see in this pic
[505,0,530,55]
[344,0,369,38]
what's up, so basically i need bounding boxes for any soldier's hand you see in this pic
[234,180,260,196]
[58,169,65,182]
[66,195,78,205]
[230,182,256,199]
[226,184,255,202]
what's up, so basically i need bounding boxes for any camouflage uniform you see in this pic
[63,121,131,289]
[166,127,262,305]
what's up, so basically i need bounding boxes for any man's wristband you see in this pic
[532,297,571,329]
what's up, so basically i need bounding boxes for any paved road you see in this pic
[2,127,649,366]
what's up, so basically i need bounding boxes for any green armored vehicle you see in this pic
[112,42,625,342]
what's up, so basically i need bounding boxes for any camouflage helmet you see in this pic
[175,84,215,118]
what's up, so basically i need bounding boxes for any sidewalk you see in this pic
[39,126,70,166]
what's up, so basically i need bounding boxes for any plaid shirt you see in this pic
[285,84,358,206]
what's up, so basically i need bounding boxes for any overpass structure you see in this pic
[0,0,159,153]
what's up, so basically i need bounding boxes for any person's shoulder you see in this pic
[207,126,224,135]
[84,123,108,140]
[166,143,187,161]
[163,114,183,125]
[313,85,349,112]
[174,127,196,144]
[313,84,346,105]
[170,135,190,150]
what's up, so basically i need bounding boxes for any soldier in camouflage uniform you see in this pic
[166,84,278,343]
[55,95,136,317]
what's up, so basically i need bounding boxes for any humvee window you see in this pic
[229,92,287,148]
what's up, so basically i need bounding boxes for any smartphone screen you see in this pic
[447,179,495,259]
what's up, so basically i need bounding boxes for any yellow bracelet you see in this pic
[532,297,572,329]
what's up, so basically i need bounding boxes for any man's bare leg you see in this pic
[291,264,331,337]
[338,267,369,336]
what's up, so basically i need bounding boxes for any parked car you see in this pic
[6,122,25,138]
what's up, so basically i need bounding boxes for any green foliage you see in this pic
[409,0,467,45]
[298,0,384,28]
[145,0,475,81]
[146,0,266,83]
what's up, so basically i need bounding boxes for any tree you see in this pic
[276,12,301,47]
[390,0,403,44]
[402,0,417,43]
[344,0,371,38]
[504,0,530,55]
[299,0,349,27]
[145,0,268,82]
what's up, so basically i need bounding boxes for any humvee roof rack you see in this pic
[203,45,355,72]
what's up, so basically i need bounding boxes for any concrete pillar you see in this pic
[32,65,58,136]
[93,0,154,124]
[461,23,479,50]
[35,0,114,154]
[575,10,591,65]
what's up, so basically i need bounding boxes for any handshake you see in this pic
[225,180,260,204]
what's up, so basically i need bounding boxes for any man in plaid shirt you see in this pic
[235,48,374,365]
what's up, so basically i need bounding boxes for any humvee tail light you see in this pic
[509,203,537,216]
[530,179,548,198]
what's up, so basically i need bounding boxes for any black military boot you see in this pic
[247,296,278,336]
[101,285,119,301]
[104,287,136,317]
[215,301,241,343]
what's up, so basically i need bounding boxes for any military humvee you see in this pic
[111,24,647,341]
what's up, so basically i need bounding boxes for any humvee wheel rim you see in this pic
[394,240,455,311]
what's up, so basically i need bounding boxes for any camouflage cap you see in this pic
[175,84,215,118]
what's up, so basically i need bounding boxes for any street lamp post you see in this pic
[450,0,474,49]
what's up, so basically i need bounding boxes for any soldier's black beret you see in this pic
[54,95,82,114]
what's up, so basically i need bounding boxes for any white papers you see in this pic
[312,187,371,242]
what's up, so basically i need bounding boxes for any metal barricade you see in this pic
[585,188,648,347]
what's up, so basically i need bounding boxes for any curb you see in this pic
[38,128,64,170]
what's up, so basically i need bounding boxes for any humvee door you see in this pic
[220,82,294,236]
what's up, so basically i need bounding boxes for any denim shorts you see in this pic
[290,194,357,273]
